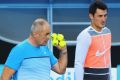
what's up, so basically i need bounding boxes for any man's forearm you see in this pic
[0,76,11,80]
[58,48,68,74]
[0,66,15,80]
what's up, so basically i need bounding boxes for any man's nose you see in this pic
[102,16,107,22]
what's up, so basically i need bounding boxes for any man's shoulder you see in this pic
[79,25,91,33]
[12,40,28,51]
[78,26,91,36]
[103,27,111,33]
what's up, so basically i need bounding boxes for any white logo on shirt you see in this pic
[96,47,110,56]
[44,51,46,54]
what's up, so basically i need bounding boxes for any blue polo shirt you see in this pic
[5,39,57,80]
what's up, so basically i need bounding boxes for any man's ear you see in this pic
[31,32,38,38]
[89,13,94,20]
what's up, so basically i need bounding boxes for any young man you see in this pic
[74,1,111,80]
[0,18,68,80]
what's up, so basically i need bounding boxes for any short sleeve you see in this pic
[46,47,58,67]
[5,46,23,71]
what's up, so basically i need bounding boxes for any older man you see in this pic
[0,18,68,80]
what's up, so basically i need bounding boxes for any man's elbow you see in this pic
[0,76,8,80]
[57,69,66,74]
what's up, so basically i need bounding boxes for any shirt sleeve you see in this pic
[74,31,91,80]
[5,46,23,71]
[46,47,58,68]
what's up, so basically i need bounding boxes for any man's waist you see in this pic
[84,67,110,75]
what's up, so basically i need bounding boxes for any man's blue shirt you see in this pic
[5,39,58,80]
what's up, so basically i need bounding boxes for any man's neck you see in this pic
[28,35,39,47]
[91,24,102,32]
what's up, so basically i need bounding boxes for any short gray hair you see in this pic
[31,18,48,33]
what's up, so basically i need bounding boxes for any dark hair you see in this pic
[89,0,108,15]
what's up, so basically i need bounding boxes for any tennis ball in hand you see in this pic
[51,33,57,40]
[59,40,66,48]
[52,39,58,46]
[57,34,64,41]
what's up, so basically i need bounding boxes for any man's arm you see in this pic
[74,32,91,80]
[0,66,15,80]
[52,47,68,74]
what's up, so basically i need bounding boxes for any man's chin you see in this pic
[40,41,48,46]
[102,24,106,27]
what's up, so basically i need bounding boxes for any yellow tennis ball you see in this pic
[57,34,64,41]
[51,33,57,40]
[59,40,66,48]
[52,39,58,46]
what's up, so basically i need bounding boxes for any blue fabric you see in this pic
[117,65,120,80]
[5,39,57,80]
[0,64,4,76]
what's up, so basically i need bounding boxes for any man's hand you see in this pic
[51,33,67,49]
[51,33,68,74]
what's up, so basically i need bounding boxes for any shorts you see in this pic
[84,68,110,80]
